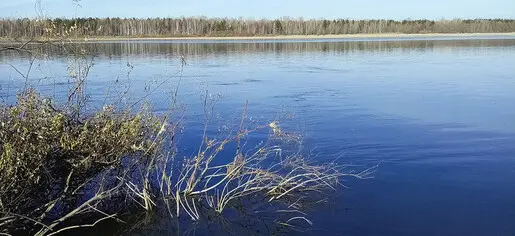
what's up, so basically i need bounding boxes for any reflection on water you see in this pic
[2,37,515,60]
[1,37,515,235]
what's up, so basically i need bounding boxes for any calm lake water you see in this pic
[1,37,515,235]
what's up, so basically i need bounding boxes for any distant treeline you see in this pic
[1,18,515,38]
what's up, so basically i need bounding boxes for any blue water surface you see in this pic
[1,37,515,236]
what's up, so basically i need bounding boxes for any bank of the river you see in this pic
[83,32,515,41]
[1,32,515,43]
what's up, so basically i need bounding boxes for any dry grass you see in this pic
[143,100,376,235]
[0,19,374,233]
[0,89,374,235]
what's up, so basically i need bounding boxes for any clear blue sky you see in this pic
[0,0,514,19]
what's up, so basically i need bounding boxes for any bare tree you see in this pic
[1,18,514,39]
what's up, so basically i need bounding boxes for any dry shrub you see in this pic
[0,89,164,235]
[0,89,373,235]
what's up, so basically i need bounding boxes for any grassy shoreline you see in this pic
[1,32,515,43]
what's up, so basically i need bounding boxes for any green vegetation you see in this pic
[0,17,514,39]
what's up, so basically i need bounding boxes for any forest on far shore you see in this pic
[1,18,514,39]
